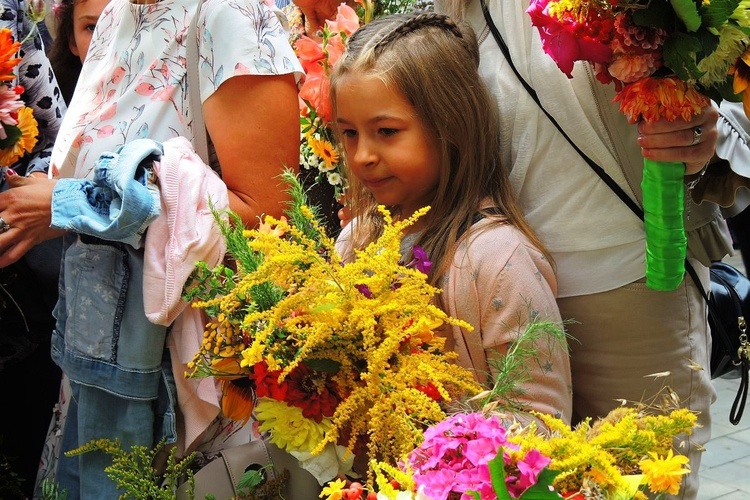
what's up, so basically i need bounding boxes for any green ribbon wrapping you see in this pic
[641,159,687,291]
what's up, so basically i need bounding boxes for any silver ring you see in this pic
[0,216,9,234]
[691,126,702,146]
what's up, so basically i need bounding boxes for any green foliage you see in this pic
[700,0,742,28]
[66,439,196,500]
[479,315,569,413]
[670,0,702,31]
[0,124,21,150]
[373,0,420,16]
[0,448,25,500]
[663,32,705,82]
[39,479,68,500]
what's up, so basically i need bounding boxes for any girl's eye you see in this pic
[86,24,97,32]
[379,128,398,137]
[341,129,357,138]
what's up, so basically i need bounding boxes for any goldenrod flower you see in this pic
[640,450,690,496]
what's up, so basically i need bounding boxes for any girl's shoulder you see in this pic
[459,219,551,271]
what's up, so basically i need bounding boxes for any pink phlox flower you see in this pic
[0,85,23,140]
[516,449,551,489]
[413,468,459,500]
[527,0,612,78]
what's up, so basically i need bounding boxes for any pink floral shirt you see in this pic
[50,0,303,179]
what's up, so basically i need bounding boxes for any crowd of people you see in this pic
[0,0,747,499]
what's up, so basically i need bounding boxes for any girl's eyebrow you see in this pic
[336,115,403,125]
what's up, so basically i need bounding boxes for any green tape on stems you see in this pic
[641,159,687,291]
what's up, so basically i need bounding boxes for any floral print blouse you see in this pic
[50,0,303,180]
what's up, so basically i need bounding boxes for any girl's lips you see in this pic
[364,176,393,189]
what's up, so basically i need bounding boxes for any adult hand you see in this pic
[636,105,719,175]
[0,172,64,267]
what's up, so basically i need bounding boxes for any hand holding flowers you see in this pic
[527,0,750,290]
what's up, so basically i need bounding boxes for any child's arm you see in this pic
[443,225,573,423]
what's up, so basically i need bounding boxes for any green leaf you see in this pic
[0,123,21,149]
[671,0,703,31]
[237,467,266,491]
[700,0,741,27]
[304,357,342,372]
[633,0,674,29]
[519,468,562,500]
[488,451,513,500]
[663,32,705,81]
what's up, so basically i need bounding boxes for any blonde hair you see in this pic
[330,12,551,285]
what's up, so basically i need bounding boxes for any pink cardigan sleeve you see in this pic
[442,222,573,423]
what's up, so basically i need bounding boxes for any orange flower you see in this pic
[219,378,255,425]
[730,48,750,118]
[326,4,360,36]
[0,29,21,82]
[0,106,38,166]
[614,76,709,123]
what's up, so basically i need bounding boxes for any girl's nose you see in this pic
[351,138,377,167]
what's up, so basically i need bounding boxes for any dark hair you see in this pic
[48,0,82,105]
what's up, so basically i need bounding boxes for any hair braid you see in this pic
[372,12,463,53]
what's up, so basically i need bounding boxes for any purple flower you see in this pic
[354,283,372,298]
[410,246,432,275]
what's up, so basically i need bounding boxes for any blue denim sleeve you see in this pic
[50,174,160,249]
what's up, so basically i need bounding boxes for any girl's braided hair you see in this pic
[371,12,464,53]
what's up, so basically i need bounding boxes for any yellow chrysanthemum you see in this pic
[0,106,38,166]
[639,450,690,496]
[319,478,347,500]
[254,399,331,453]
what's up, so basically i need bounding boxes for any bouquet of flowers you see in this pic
[185,174,481,485]
[527,0,750,291]
[0,27,38,167]
[348,403,697,500]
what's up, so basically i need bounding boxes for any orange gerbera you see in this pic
[729,47,750,118]
[0,106,37,166]
[614,76,709,123]
[0,29,21,82]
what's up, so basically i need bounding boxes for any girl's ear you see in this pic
[69,36,80,58]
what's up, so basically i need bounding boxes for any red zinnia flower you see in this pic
[282,363,341,423]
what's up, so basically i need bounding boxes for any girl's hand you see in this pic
[636,105,719,175]
[0,173,64,267]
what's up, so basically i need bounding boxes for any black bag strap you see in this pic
[478,0,750,421]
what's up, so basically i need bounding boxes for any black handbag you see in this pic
[479,0,750,424]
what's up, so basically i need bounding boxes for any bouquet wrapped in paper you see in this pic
[527,0,750,290]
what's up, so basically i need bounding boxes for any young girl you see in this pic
[48,0,111,104]
[332,11,572,422]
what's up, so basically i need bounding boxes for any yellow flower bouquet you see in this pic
[184,174,481,484]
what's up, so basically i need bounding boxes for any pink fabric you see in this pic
[142,135,229,452]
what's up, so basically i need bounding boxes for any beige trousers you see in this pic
[558,260,715,500]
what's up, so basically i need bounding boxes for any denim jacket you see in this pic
[50,139,176,445]
[50,139,162,248]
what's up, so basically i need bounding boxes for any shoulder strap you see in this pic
[187,2,209,163]
[478,0,643,220]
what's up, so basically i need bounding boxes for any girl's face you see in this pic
[335,73,441,220]
[68,0,109,63]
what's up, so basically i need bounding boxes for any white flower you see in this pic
[327,172,342,185]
